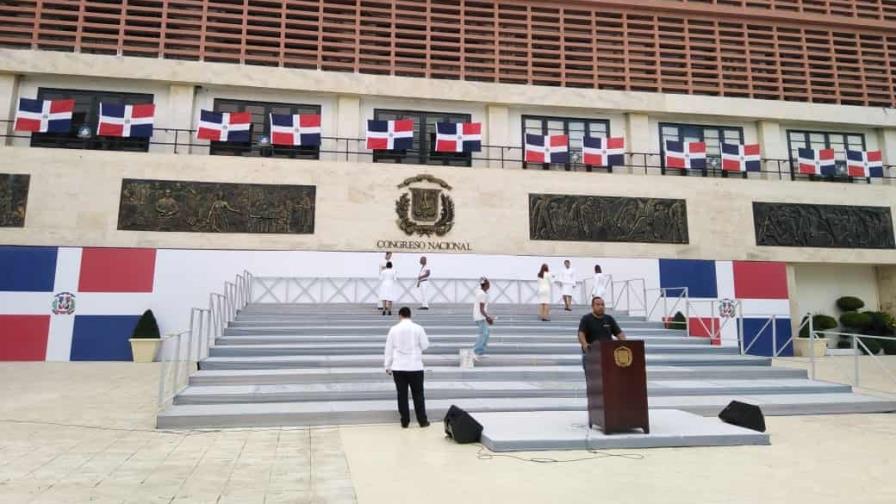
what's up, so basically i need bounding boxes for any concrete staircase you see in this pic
[156,304,896,429]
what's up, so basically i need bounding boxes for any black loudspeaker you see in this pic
[718,400,766,432]
[444,405,483,444]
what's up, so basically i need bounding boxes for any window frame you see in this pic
[520,115,612,171]
[371,109,473,167]
[785,129,867,183]
[658,122,745,178]
[209,98,321,159]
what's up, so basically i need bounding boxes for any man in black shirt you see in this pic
[578,297,626,357]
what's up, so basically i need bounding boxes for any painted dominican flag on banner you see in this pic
[97,103,155,138]
[270,113,322,147]
[797,148,836,175]
[665,140,706,170]
[582,136,624,166]
[721,143,761,172]
[366,119,414,150]
[525,134,569,163]
[434,122,481,153]
[845,150,884,178]
[14,98,74,133]
[196,110,252,142]
[0,246,156,362]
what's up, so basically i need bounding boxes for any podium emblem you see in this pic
[613,346,633,368]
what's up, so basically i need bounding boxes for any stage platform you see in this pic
[476,409,770,452]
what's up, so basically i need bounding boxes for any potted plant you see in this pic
[129,309,161,363]
[664,311,687,330]
[794,314,835,357]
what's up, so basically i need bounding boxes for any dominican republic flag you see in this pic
[721,143,761,172]
[665,140,706,170]
[0,246,156,362]
[846,150,884,178]
[366,119,414,150]
[97,103,155,138]
[525,134,569,163]
[435,122,481,153]
[582,136,624,166]
[270,113,322,146]
[14,98,74,133]
[196,110,251,142]
[797,148,836,176]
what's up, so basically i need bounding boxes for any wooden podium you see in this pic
[584,340,650,434]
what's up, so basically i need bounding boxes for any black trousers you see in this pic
[392,370,427,425]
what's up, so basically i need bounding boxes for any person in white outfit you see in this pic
[379,261,397,316]
[417,256,431,310]
[559,259,576,312]
[537,263,554,321]
[377,251,392,310]
[384,306,430,428]
[591,264,611,302]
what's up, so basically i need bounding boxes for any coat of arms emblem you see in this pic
[613,346,633,368]
[395,174,455,236]
[719,298,737,318]
[51,291,76,315]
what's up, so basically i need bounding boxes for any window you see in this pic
[659,123,744,176]
[210,99,321,159]
[786,130,866,181]
[30,88,154,152]
[372,109,472,166]
[522,115,610,170]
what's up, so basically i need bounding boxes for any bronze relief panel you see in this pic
[753,202,894,249]
[0,174,29,228]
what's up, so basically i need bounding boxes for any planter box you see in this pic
[793,338,828,358]
[129,338,161,363]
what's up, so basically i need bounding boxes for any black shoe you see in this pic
[419,420,430,428]
[401,421,409,429]
[388,311,392,316]
[382,310,386,316]
[420,306,429,310]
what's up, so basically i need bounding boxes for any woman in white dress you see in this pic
[559,259,576,312]
[591,264,611,303]
[537,263,554,321]
[379,261,398,316]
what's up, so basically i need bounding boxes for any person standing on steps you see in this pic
[536,263,554,321]
[377,251,393,311]
[417,256,431,310]
[578,296,627,368]
[559,259,577,312]
[379,261,397,316]
[384,306,430,429]
[591,264,611,302]
[472,277,495,361]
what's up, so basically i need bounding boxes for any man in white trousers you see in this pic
[377,251,392,310]
[417,256,431,310]
[384,306,431,428]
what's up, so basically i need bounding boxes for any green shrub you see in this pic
[798,314,837,338]
[839,311,873,331]
[858,337,881,355]
[882,339,896,355]
[131,309,160,339]
[864,311,896,335]
[836,296,865,312]
[670,311,687,330]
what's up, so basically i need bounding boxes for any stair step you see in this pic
[213,335,708,345]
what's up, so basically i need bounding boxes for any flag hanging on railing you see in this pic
[664,140,706,170]
[582,136,624,166]
[797,148,836,175]
[97,103,155,138]
[846,150,883,178]
[434,122,481,152]
[525,134,569,163]
[721,143,761,172]
[196,110,251,142]
[14,98,74,133]
[270,113,322,146]
[366,119,414,150]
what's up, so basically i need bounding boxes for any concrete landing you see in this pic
[477,409,770,452]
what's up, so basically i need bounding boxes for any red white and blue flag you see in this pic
[582,136,624,166]
[846,150,883,178]
[366,119,414,150]
[797,148,836,176]
[435,122,481,153]
[196,110,252,142]
[14,98,74,133]
[270,113,322,147]
[665,140,706,170]
[0,246,156,362]
[525,134,569,163]
[97,103,155,138]
[721,143,761,172]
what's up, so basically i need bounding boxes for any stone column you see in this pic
[165,84,196,155]
[335,95,361,162]
[624,112,650,175]
[877,265,896,315]
[785,263,802,338]
[486,104,510,169]
[0,73,20,148]
[757,120,789,181]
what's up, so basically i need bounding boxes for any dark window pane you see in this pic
[372,109,472,166]
[210,99,320,159]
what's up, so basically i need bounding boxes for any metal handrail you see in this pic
[687,298,741,343]
[607,278,647,316]
[812,330,896,388]
[645,287,689,323]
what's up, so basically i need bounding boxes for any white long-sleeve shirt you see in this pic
[384,318,430,371]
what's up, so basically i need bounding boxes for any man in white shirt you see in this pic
[417,255,431,310]
[384,306,430,428]
[472,277,494,361]
[559,259,576,312]
[377,251,392,310]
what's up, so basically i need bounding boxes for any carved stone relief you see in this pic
[0,174,29,228]
[753,202,894,249]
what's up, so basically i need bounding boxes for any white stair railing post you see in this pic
[808,313,816,380]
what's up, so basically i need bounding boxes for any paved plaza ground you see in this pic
[0,358,894,504]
